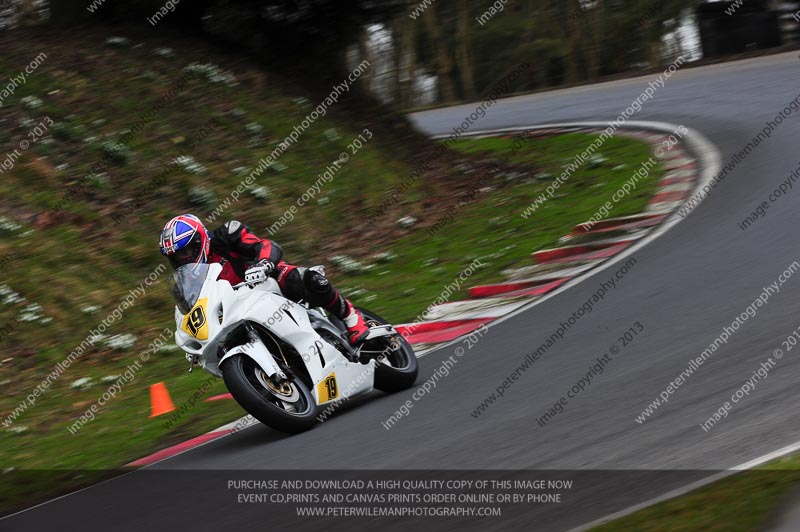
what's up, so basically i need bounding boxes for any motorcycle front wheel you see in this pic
[221,354,317,434]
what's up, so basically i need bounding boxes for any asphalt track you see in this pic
[4,52,800,532]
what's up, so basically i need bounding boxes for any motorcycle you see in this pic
[169,262,418,433]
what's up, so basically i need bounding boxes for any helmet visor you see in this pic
[168,235,204,269]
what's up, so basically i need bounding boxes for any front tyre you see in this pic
[358,308,418,393]
[221,354,317,434]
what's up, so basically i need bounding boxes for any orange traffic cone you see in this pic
[149,382,176,417]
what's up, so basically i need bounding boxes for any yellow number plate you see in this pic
[181,298,209,340]
[317,373,338,403]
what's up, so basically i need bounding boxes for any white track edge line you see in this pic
[566,439,800,532]
[423,120,719,352]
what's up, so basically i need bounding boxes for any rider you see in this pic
[158,213,370,345]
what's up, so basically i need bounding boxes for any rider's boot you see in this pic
[342,300,370,346]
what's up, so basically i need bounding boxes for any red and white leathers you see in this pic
[209,220,370,344]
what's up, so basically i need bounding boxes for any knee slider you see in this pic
[304,269,343,314]
[304,269,333,296]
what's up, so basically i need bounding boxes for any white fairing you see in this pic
[173,263,375,405]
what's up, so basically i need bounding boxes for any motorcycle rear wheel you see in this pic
[358,308,419,393]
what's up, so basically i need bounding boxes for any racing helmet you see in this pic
[159,213,211,269]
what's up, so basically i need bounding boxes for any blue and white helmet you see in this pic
[159,214,211,269]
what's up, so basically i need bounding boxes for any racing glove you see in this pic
[244,259,274,284]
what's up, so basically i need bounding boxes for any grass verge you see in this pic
[587,453,800,532]
[340,132,661,323]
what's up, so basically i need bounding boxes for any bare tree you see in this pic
[587,0,605,80]
[563,0,582,83]
[455,0,477,99]
[423,4,456,102]
[398,12,418,107]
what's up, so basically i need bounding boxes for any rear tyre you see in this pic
[221,354,317,434]
[358,308,418,393]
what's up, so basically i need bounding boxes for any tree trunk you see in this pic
[423,5,456,103]
[382,18,402,104]
[587,0,604,80]
[563,0,582,83]
[399,14,417,108]
[646,20,663,67]
[358,27,373,86]
[455,0,477,100]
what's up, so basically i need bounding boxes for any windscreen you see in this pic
[170,263,211,314]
